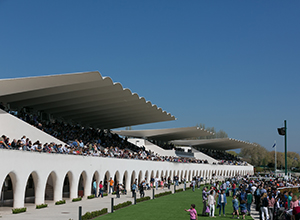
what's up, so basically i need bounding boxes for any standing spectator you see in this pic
[139,181,144,198]
[116,181,120,198]
[208,190,216,217]
[108,177,114,194]
[261,193,269,220]
[232,195,240,219]
[232,182,237,196]
[98,181,103,198]
[92,180,97,197]
[288,192,293,209]
[239,200,247,219]
[202,187,209,216]
[268,192,275,220]
[131,181,137,198]
[247,190,253,215]
[218,189,227,216]
[291,195,299,209]
[155,176,159,190]
[167,177,171,189]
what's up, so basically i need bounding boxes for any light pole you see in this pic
[277,120,287,175]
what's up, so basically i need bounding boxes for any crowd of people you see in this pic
[198,175,300,220]
[200,149,248,166]
[0,107,246,166]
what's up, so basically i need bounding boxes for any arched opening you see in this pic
[91,171,99,196]
[0,174,14,207]
[150,170,154,179]
[156,170,159,178]
[78,171,87,197]
[24,174,35,204]
[160,170,164,181]
[45,172,56,201]
[103,171,110,193]
[145,170,149,182]
[138,171,143,184]
[122,171,128,189]
[63,172,71,198]
[114,171,120,192]
[130,171,136,186]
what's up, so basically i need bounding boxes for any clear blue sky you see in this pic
[0,1,299,153]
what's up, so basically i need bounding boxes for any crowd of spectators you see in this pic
[200,149,248,166]
[0,107,246,166]
[199,174,300,220]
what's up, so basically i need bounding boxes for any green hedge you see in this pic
[186,187,191,190]
[103,193,108,197]
[87,195,95,199]
[154,191,172,198]
[112,192,116,195]
[82,208,108,220]
[55,200,66,205]
[36,204,48,209]
[136,196,151,203]
[175,188,184,192]
[12,207,26,214]
[114,201,132,210]
[72,197,82,202]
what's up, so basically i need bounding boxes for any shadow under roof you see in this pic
[0,71,175,129]
[112,126,214,141]
[170,138,256,151]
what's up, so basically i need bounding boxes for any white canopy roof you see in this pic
[112,126,213,141]
[171,138,256,151]
[0,71,175,129]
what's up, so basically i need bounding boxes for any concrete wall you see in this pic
[0,149,254,209]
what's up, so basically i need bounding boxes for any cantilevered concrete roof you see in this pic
[170,138,256,151]
[112,126,214,141]
[0,71,175,129]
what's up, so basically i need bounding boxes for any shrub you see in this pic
[154,191,172,198]
[36,204,48,209]
[103,193,108,197]
[112,192,116,195]
[136,196,150,203]
[72,197,82,202]
[87,195,95,199]
[113,201,132,210]
[12,207,26,214]
[186,187,191,190]
[82,208,108,220]
[175,188,183,192]
[55,200,66,205]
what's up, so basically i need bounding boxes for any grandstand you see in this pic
[0,72,254,210]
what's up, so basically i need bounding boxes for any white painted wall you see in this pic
[0,149,254,209]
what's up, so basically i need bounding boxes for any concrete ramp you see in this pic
[0,109,65,145]
[128,138,176,157]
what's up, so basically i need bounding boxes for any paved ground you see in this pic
[0,185,183,220]
[0,185,260,220]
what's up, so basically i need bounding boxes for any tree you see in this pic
[227,150,238,157]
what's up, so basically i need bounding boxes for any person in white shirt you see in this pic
[155,177,159,190]
[208,190,216,217]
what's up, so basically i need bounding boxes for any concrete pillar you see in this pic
[13,174,25,208]
[84,172,92,198]
[34,173,45,205]
[125,171,130,192]
[53,174,64,202]
[70,172,79,199]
